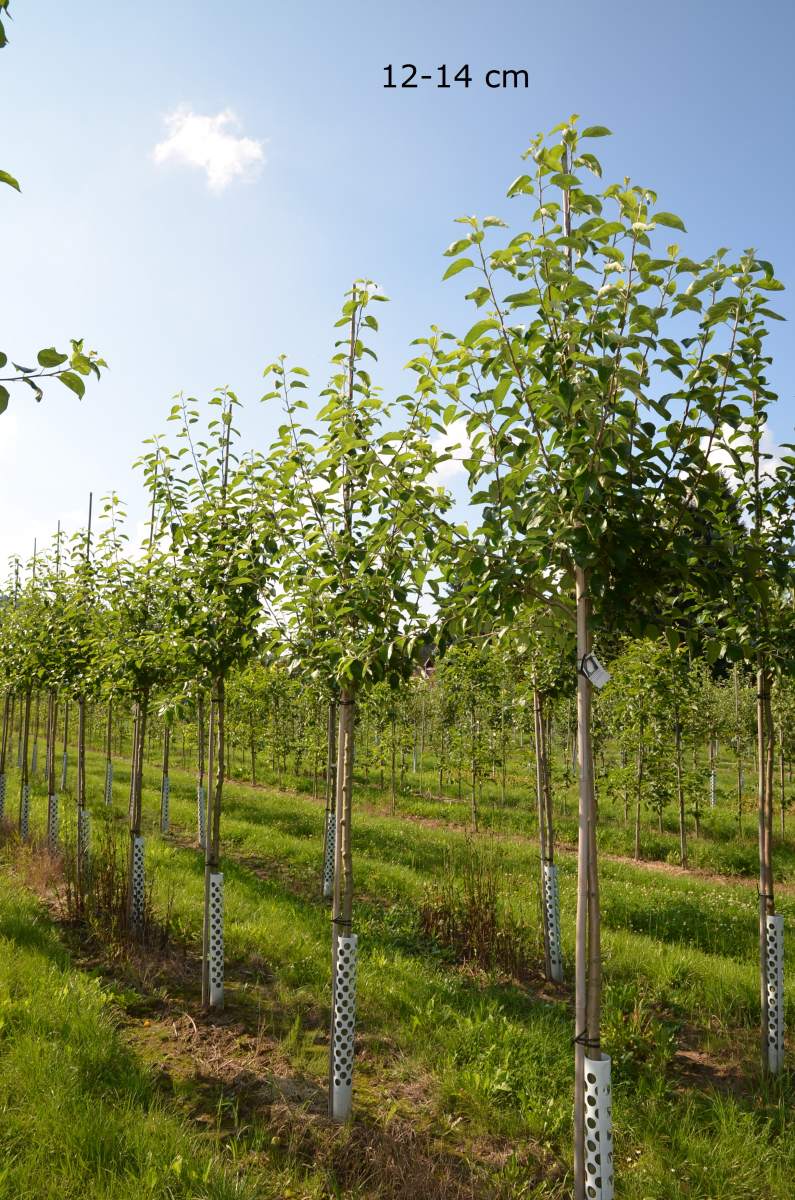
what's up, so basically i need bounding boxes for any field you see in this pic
[0,732,792,1200]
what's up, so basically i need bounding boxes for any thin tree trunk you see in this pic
[573,565,601,1200]
[18,689,31,838]
[76,695,87,896]
[329,686,355,1115]
[757,657,775,1073]
[674,713,688,868]
[201,677,225,1007]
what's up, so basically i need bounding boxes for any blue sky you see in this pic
[2,0,793,567]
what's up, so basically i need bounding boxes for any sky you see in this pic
[2,0,794,571]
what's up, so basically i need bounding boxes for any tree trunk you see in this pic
[674,715,687,868]
[779,723,786,839]
[634,743,644,860]
[202,676,225,1009]
[18,689,31,839]
[573,566,602,1200]
[757,657,775,1073]
[322,698,338,898]
[76,695,88,896]
[329,686,356,1118]
[61,699,70,791]
[127,690,149,929]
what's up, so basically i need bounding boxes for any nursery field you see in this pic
[0,740,793,1200]
[2,98,794,1200]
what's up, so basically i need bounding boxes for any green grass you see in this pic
[1,743,795,1198]
[0,868,348,1199]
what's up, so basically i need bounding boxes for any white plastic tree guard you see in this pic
[104,760,114,805]
[160,775,170,834]
[60,752,68,792]
[208,872,224,1007]
[322,811,335,899]
[584,1055,614,1200]
[331,933,358,1122]
[131,834,145,929]
[766,913,785,1074]
[47,794,58,852]
[0,772,5,821]
[19,783,30,841]
[77,809,91,870]
[197,785,206,849]
[542,861,563,982]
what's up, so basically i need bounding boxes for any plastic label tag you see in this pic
[580,653,611,689]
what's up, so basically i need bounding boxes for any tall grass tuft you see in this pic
[419,838,540,979]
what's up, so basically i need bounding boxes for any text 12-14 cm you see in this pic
[384,64,528,89]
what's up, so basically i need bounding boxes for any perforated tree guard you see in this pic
[584,1055,614,1200]
[197,785,206,848]
[60,752,68,792]
[77,809,90,869]
[131,835,145,928]
[19,783,30,841]
[104,761,114,805]
[160,775,170,834]
[542,861,563,982]
[322,811,335,899]
[47,794,59,852]
[331,933,358,1122]
[766,913,784,1074]
[208,872,224,1007]
[0,772,5,821]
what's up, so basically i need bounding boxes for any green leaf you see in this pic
[58,370,86,398]
[0,385,8,415]
[37,347,69,368]
[580,126,612,138]
[652,211,686,232]
[0,169,20,192]
[442,258,475,281]
[463,318,498,346]
[0,352,6,368]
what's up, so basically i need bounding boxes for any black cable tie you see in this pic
[331,916,353,928]
[572,1030,600,1050]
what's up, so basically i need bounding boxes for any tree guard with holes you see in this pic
[104,760,114,805]
[542,861,563,982]
[131,834,145,929]
[208,872,224,1007]
[47,794,58,851]
[160,775,170,834]
[322,811,335,900]
[331,933,358,1122]
[19,782,30,841]
[765,913,784,1073]
[77,809,90,871]
[584,1055,613,1200]
[197,784,206,848]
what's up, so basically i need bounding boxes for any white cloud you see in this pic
[708,420,783,487]
[430,418,472,485]
[153,106,265,191]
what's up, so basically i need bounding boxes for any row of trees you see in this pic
[2,120,793,1199]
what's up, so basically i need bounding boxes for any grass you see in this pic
[0,739,794,1198]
